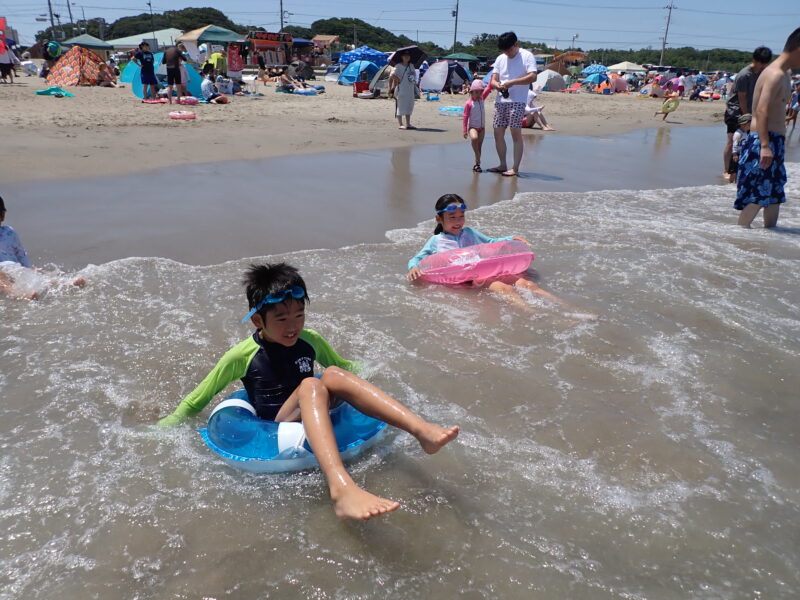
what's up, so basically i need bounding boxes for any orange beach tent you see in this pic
[46,45,104,86]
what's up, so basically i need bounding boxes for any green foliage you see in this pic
[283,26,313,40]
[32,6,754,73]
[36,6,248,43]
[586,46,753,72]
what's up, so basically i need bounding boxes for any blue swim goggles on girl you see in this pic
[436,202,468,214]
[241,285,306,322]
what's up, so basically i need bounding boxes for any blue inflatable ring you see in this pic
[438,105,464,116]
[199,389,387,473]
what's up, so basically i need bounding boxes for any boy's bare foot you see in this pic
[331,486,400,521]
[415,423,460,454]
[72,277,86,288]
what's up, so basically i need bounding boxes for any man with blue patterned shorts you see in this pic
[736,28,800,228]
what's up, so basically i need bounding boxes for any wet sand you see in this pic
[1,77,723,183]
[7,125,800,269]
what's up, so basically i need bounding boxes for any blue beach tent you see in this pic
[337,60,379,85]
[338,45,388,67]
[128,52,204,99]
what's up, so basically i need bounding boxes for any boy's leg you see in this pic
[291,377,400,520]
[319,367,459,455]
[737,203,761,228]
[763,204,780,228]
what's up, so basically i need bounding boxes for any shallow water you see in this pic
[2,160,799,598]
[9,125,800,269]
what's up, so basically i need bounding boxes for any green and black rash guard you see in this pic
[176,328,359,421]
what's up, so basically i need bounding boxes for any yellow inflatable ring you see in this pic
[662,97,679,113]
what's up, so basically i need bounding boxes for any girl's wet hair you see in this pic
[433,193,465,234]
[243,262,308,315]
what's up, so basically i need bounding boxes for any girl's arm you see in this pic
[482,85,492,101]
[466,227,514,245]
[407,235,440,271]
[462,100,472,135]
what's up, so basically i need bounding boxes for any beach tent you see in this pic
[63,34,113,52]
[106,28,184,51]
[581,64,608,75]
[338,45,388,66]
[324,63,343,82]
[127,51,203,99]
[607,61,645,72]
[582,72,609,86]
[337,60,379,85]
[419,60,471,92]
[610,76,628,92]
[368,63,392,96]
[532,69,565,91]
[443,52,479,62]
[46,45,104,86]
[177,25,243,61]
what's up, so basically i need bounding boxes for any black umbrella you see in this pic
[389,45,427,69]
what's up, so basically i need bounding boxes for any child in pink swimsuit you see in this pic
[463,79,492,172]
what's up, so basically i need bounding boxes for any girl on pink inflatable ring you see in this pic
[406,193,570,309]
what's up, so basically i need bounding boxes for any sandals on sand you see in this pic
[486,167,505,173]
[473,164,482,173]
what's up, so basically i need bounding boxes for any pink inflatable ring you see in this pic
[419,240,534,285]
[179,96,199,105]
[169,110,196,120]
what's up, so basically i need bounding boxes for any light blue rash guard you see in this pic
[0,225,32,267]
[408,227,514,270]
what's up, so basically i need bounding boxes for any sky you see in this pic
[2,0,795,55]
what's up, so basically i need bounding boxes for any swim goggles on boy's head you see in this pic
[241,285,306,322]
[436,202,468,214]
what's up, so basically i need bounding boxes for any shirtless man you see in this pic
[734,29,800,228]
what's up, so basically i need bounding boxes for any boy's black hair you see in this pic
[752,46,772,64]
[242,262,309,316]
[433,193,466,234]
[498,32,518,51]
[784,28,800,53]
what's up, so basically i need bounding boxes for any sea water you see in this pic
[1,168,799,599]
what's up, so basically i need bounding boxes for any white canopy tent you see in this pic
[105,28,184,51]
[607,61,646,73]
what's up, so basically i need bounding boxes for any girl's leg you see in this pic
[288,377,400,520]
[469,128,482,166]
[319,367,459,454]
[486,280,530,309]
[513,277,568,306]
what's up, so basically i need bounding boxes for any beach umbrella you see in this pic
[694,73,708,84]
[582,72,609,85]
[581,64,608,75]
[389,45,427,69]
[443,52,480,62]
[669,77,680,87]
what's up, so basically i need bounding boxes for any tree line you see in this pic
[34,7,754,72]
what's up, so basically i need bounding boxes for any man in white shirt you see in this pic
[488,32,538,177]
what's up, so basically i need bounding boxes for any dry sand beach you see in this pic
[1,75,723,182]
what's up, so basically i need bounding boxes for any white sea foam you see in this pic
[1,168,799,598]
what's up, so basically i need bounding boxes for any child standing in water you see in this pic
[462,79,492,172]
[407,194,566,308]
[159,262,459,521]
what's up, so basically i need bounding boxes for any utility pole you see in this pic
[65,0,75,36]
[280,0,283,31]
[146,0,156,45]
[451,0,459,53]
[659,2,675,66]
[47,0,56,29]
[353,23,357,47]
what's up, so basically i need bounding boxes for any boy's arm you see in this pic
[754,70,780,169]
[157,346,248,425]
[300,328,361,374]
[408,235,439,270]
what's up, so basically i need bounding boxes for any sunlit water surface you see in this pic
[1,167,799,599]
